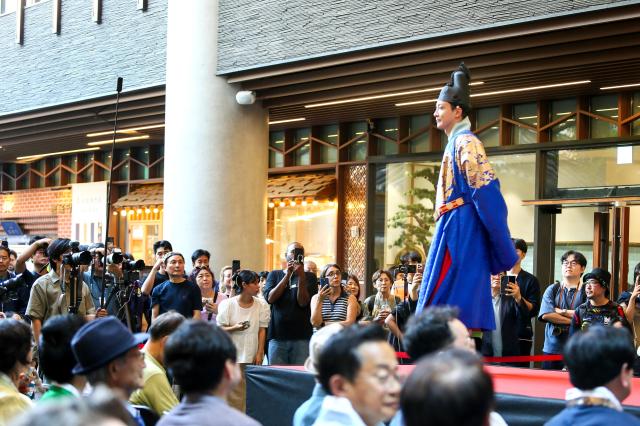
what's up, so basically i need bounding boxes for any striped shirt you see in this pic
[321,293,349,324]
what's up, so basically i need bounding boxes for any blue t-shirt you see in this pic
[151,279,202,318]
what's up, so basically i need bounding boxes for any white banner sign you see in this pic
[71,181,108,244]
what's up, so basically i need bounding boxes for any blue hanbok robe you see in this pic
[416,117,518,330]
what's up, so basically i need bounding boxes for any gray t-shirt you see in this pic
[158,394,261,426]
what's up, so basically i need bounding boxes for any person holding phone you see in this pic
[363,270,401,327]
[310,264,358,330]
[190,266,227,322]
[263,242,318,365]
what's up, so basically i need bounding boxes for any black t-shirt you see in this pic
[571,300,629,334]
[263,270,317,340]
[151,279,202,318]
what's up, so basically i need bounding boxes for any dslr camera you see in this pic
[0,274,26,301]
[395,264,416,275]
[62,251,92,267]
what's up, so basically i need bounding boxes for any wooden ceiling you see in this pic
[1,4,639,163]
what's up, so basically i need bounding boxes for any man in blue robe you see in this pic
[416,63,518,330]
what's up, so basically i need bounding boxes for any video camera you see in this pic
[0,274,27,301]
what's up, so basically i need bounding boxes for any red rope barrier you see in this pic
[396,352,564,363]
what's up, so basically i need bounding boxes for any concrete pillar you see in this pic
[164,0,268,274]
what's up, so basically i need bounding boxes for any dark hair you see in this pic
[191,249,210,264]
[372,269,393,285]
[47,238,72,270]
[400,251,422,264]
[634,262,640,284]
[9,249,17,258]
[404,306,459,360]
[317,324,387,394]
[232,270,258,294]
[346,273,360,298]
[258,271,269,280]
[163,252,184,266]
[561,250,587,268]
[0,319,32,374]
[189,265,214,284]
[39,315,86,383]
[401,349,493,426]
[319,263,342,279]
[164,321,237,393]
[29,235,48,245]
[564,326,635,390]
[153,240,173,254]
[512,238,527,254]
[0,246,11,258]
[148,311,185,341]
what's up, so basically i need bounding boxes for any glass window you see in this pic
[373,161,440,270]
[374,118,398,155]
[317,125,338,163]
[347,122,367,161]
[269,131,284,168]
[408,115,431,153]
[632,92,640,136]
[0,0,17,14]
[475,107,500,147]
[550,98,576,141]
[293,128,310,166]
[512,103,537,145]
[555,145,640,190]
[590,94,618,139]
[269,202,337,271]
[554,208,597,283]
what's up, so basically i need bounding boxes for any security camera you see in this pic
[235,91,256,105]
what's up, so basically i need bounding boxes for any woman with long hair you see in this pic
[310,264,357,330]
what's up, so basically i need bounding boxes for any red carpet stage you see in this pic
[245,365,640,426]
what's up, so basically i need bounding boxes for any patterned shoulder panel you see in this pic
[433,150,454,219]
[455,133,496,189]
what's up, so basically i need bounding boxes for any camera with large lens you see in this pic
[0,274,26,300]
[62,250,92,267]
[122,259,145,271]
[106,252,124,264]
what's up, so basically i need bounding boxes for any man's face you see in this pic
[448,318,475,352]
[222,268,232,284]
[165,255,185,277]
[193,256,209,269]
[433,101,462,134]
[110,347,145,397]
[585,279,606,301]
[343,341,400,425]
[8,254,16,272]
[32,248,49,269]
[515,248,525,265]
[562,255,585,280]
[0,250,10,274]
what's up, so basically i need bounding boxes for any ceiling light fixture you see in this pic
[601,83,640,90]
[396,81,590,107]
[17,147,100,161]
[87,135,150,146]
[86,124,165,137]
[306,82,485,109]
[268,118,306,125]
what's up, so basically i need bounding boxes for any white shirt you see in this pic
[217,296,270,363]
[565,386,623,411]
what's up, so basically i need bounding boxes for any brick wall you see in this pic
[0,189,72,237]
[0,0,167,115]
[217,0,629,72]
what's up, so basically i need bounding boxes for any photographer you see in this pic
[263,242,317,365]
[25,238,96,347]
[83,243,122,317]
[538,250,587,370]
[0,245,19,315]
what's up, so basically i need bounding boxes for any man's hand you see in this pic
[95,308,108,318]
[506,282,522,303]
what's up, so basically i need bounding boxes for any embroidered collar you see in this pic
[565,386,622,412]
[448,116,472,143]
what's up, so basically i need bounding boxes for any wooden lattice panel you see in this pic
[343,165,367,282]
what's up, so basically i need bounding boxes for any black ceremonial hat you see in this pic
[438,62,471,109]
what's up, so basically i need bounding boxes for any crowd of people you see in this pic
[1,235,640,425]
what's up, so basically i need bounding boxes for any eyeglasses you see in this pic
[562,260,580,267]
[0,256,9,262]
[326,271,341,278]
[585,279,602,286]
